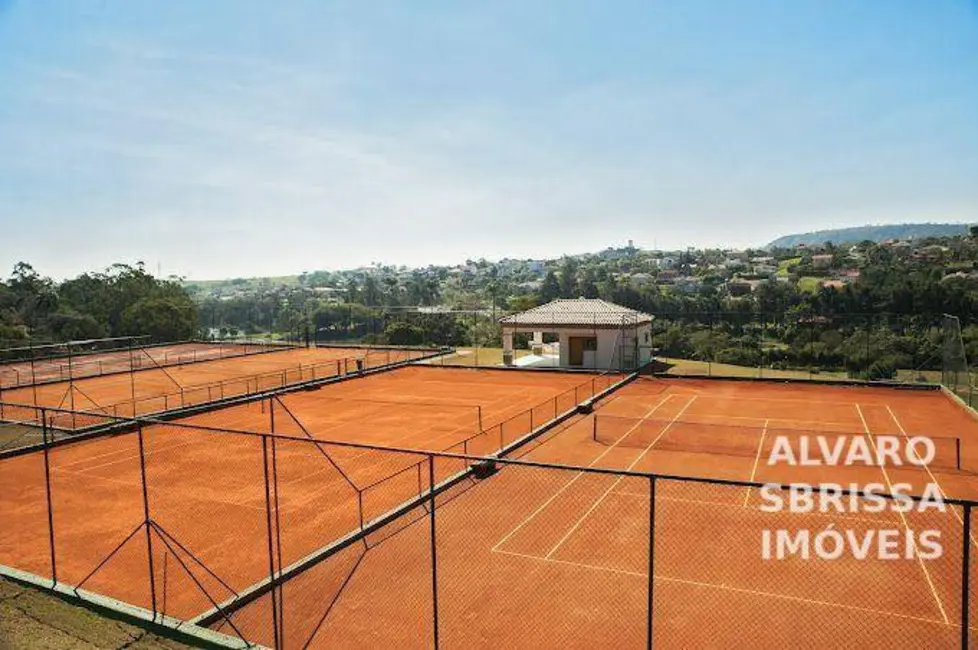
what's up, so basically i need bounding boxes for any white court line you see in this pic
[491,394,675,553]
[884,404,978,550]
[743,418,769,507]
[51,465,270,513]
[52,435,201,472]
[492,547,957,629]
[613,490,902,527]
[544,396,698,559]
[856,403,949,624]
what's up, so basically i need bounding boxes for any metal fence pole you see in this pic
[136,424,158,620]
[41,409,57,586]
[30,341,38,407]
[261,436,281,649]
[962,503,972,650]
[648,476,656,650]
[428,455,440,649]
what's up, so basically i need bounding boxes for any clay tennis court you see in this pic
[0,346,426,427]
[0,341,284,389]
[0,366,609,629]
[2,371,978,648]
[206,376,978,648]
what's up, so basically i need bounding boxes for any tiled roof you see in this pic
[499,299,653,326]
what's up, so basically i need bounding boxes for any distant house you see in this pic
[821,280,847,290]
[629,273,654,288]
[812,254,834,269]
[675,276,701,294]
[915,245,948,262]
[727,280,753,297]
[656,269,678,284]
[651,256,678,270]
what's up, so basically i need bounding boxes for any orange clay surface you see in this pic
[0,365,601,630]
[0,342,279,389]
[211,376,978,649]
[4,373,978,648]
[0,346,378,421]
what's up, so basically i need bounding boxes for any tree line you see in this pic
[0,263,199,343]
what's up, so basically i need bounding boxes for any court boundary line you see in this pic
[856,403,949,624]
[543,397,698,559]
[883,404,977,551]
[613,489,903,527]
[491,394,675,553]
[491,547,962,630]
[743,418,769,506]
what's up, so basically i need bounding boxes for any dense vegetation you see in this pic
[7,232,978,381]
[188,236,978,379]
[0,263,198,343]
[767,223,970,248]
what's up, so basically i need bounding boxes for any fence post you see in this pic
[136,424,158,620]
[963,503,972,650]
[41,409,57,586]
[428,455,440,649]
[261,436,281,649]
[648,475,656,650]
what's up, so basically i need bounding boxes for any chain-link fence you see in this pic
[0,347,438,434]
[1,408,976,649]
[0,338,299,390]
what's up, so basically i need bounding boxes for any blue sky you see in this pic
[1,1,977,280]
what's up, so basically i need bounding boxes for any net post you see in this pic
[593,416,597,442]
[261,436,282,649]
[136,423,158,621]
[477,405,483,432]
[962,502,972,650]
[958,438,962,472]
[647,475,656,650]
[428,455,440,650]
[41,408,57,586]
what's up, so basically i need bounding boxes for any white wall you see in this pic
[638,323,653,365]
[557,328,624,370]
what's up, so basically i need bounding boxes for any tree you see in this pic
[120,297,198,341]
[580,268,599,298]
[384,321,425,345]
[558,257,578,298]
[540,272,560,303]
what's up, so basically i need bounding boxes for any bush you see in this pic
[866,358,897,381]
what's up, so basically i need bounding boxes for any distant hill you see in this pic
[766,223,973,249]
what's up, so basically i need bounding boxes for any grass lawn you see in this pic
[0,576,194,649]
[797,276,822,293]
[655,356,850,381]
[420,347,532,367]
[776,257,801,277]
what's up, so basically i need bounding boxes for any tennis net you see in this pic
[591,413,966,471]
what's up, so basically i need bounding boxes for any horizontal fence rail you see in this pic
[0,347,436,433]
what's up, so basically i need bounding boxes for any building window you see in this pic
[583,337,597,351]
